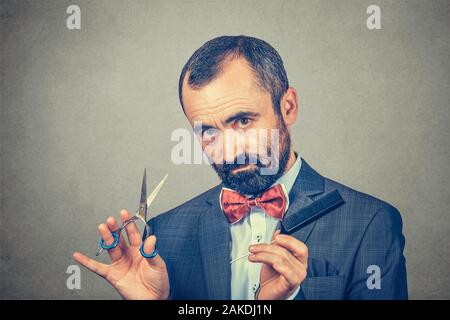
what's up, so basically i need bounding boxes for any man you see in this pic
[73,35,408,300]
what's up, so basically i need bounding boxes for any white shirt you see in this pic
[229,155,303,300]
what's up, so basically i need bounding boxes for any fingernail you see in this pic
[248,245,255,252]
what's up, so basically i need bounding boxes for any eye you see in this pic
[203,128,218,140]
[237,118,251,129]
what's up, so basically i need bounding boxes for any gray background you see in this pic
[1,0,449,299]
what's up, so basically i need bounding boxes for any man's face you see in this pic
[182,58,292,196]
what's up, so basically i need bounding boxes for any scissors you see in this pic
[95,169,168,258]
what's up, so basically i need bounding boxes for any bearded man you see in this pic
[74,35,408,300]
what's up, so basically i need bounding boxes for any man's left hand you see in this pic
[248,230,308,300]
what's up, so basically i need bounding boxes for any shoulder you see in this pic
[150,183,222,227]
[322,176,403,231]
[302,171,406,260]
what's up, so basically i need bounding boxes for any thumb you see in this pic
[141,235,165,268]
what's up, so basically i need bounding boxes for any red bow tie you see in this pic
[220,184,288,224]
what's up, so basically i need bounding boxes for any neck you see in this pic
[282,147,297,175]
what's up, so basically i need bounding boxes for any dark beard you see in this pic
[211,121,291,197]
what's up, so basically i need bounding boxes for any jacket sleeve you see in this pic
[347,205,408,299]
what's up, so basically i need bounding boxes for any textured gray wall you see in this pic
[1,0,449,299]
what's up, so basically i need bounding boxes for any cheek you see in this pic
[200,130,257,163]
[201,133,225,164]
[253,112,281,131]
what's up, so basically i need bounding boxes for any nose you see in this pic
[223,129,247,164]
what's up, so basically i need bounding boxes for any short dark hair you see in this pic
[178,35,289,115]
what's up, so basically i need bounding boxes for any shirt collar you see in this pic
[272,152,302,195]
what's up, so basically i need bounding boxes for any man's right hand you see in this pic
[73,210,170,300]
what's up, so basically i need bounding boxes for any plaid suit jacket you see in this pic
[149,158,408,300]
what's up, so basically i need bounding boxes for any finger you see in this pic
[73,252,108,278]
[259,273,279,288]
[142,235,165,268]
[249,242,300,268]
[98,223,122,262]
[106,216,127,250]
[273,234,308,265]
[272,262,307,289]
[249,252,302,288]
[120,209,142,246]
[249,251,294,270]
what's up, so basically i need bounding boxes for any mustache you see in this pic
[213,153,271,172]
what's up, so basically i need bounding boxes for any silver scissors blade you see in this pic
[95,172,168,256]
[140,169,147,205]
[146,173,169,209]
[141,173,168,241]
[139,169,147,220]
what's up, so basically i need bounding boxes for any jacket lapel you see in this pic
[199,188,231,299]
[282,158,325,243]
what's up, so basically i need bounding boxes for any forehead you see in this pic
[182,58,270,123]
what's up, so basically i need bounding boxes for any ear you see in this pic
[280,87,298,126]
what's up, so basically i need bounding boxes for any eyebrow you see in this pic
[224,111,260,124]
[194,111,260,133]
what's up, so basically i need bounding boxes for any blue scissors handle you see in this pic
[95,171,168,257]
[139,221,158,258]
[99,229,121,250]
[96,224,158,259]
[139,242,158,259]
